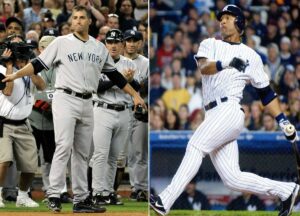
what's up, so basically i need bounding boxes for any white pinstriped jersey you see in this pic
[37,33,116,93]
[94,55,138,105]
[195,38,269,105]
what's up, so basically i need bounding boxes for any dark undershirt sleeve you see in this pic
[31,58,48,74]
[97,80,114,93]
[102,70,127,89]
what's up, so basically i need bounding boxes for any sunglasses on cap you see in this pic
[108,14,119,18]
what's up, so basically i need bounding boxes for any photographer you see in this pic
[0,34,45,208]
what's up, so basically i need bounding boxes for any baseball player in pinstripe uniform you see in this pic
[3,5,146,213]
[91,29,140,205]
[150,5,299,216]
[123,29,149,201]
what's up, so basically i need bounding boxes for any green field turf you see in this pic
[0,199,148,213]
[150,210,300,216]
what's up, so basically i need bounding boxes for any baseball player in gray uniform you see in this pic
[3,5,146,213]
[150,5,299,216]
[123,29,149,201]
[91,29,140,205]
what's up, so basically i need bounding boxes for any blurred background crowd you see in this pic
[149,0,300,132]
[0,0,148,55]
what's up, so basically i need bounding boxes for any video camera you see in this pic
[0,36,35,65]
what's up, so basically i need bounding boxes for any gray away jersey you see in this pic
[37,34,116,93]
[95,55,138,105]
[132,54,149,101]
[195,38,269,105]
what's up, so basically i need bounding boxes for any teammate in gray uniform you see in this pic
[123,29,149,201]
[91,29,140,205]
[3,5,146,213]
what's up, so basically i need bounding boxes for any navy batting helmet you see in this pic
[217,4,245,33]
[106,29,123,41]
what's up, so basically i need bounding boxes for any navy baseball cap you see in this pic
[43,28,59,37]
[217,4,245,32]
[106,29,123,41]
[5,17,24,31]
[124,29,141,41]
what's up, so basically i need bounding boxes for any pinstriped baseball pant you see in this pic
[159,101,295,213]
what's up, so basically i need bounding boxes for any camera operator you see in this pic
[0,34,45,208]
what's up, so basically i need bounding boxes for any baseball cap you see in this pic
[124,29,141,41]
[106,29,123,41]
[286,64,295,72]
[5,17,24,31]
[39,35,56,49]
[26,39,38,49]
[43,28,59,37]
[151,67,161,75]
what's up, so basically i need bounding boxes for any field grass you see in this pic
[150,210,300,216]
[0,198,148,213]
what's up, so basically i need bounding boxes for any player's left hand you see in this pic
[279,120,299,143]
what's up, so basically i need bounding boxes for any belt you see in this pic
[0,116,27,137]
[57,88,92,99]
[93,101,132,112]
[204,97,228,111]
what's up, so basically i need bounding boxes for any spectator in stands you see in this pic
[28,22,44,39]
[164,109,180,130]
[266,43,284,85]
[296,63,300,85]
[150,67,165,106]
[189,109,204,131]
[173,178,211,211]
[23,0,48,32]
[161,64,173,90]
[0,24,7,42]
[56,0,76,27]
[277,17,289,40]
[291,36,300,56]
[0,0,23,24]
[58,22,71,36]
[248,101,263,131]
[96,25,110,42]
[138,22,148,57]
[178,104,190,130]
[5,17,23,37]
[107,13,119,29]
[156,34,174,68]
[251,11,267,39]
[115,0,138,32]
[186,72,203,114]
[280,36,294,66]
[279,64,298,97]
[26,30,39,42]
[44,0,62,20]
[262,22,280,46]
[278,95,289,116]
[42,12,56,31]
[261,112,278,131]
[151,114,165,131]
[162,73,190,112]
[227,192,266,211]
[288,100,300,130]
[171,58,186,87]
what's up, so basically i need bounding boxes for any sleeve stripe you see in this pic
[102,68,117,73]
[37,57,49,70]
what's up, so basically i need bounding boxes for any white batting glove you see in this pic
[279,119,299,143]
[221,59,231,69]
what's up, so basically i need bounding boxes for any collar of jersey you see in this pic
[73,33,88,43]
[222,40,241,45]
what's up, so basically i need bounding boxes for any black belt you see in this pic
[93,101,132,112]
[57,88,92,99]
[0,116,27,137]
[204,97,228,111]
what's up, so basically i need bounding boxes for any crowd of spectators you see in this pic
[150,0,300,132]
[0,0,148,50]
